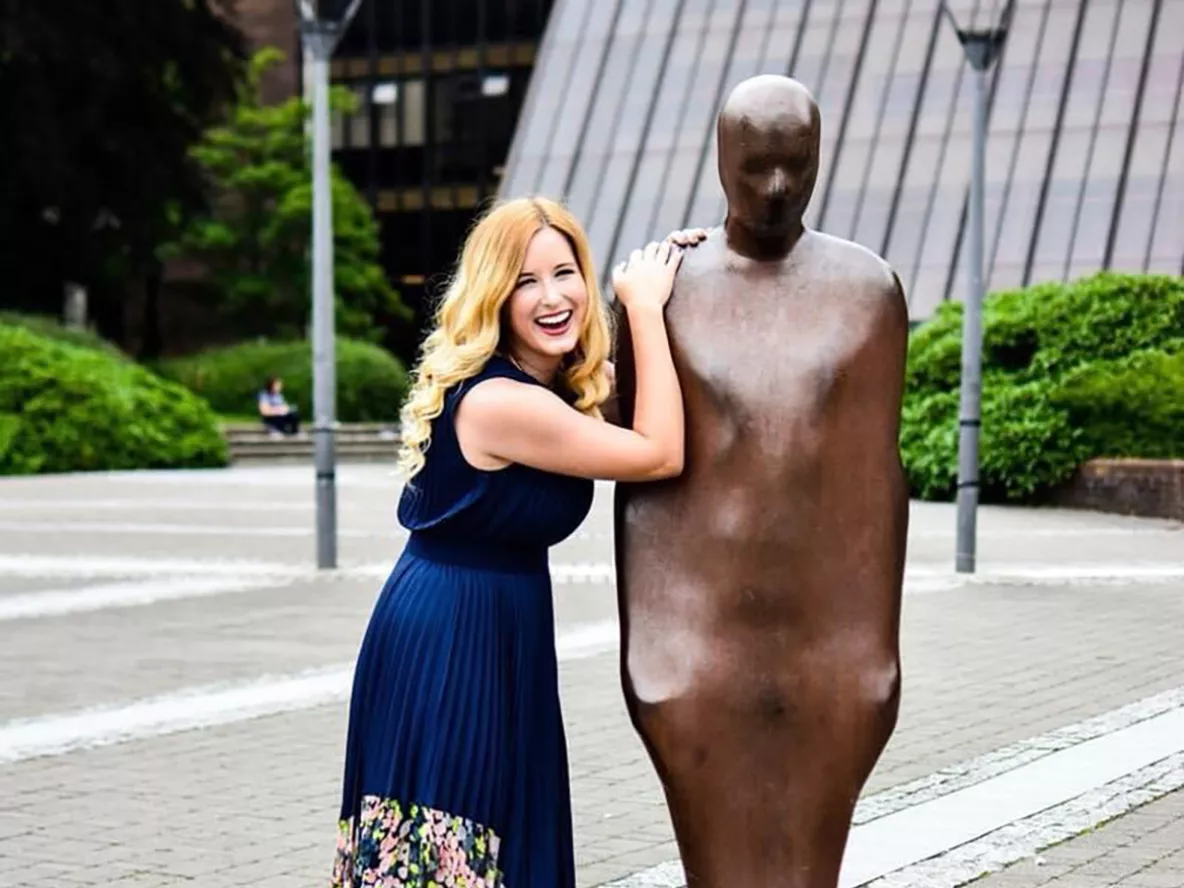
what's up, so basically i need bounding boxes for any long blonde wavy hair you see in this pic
[396,196,614,479]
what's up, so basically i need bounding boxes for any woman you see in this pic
[332,196,692,888]
[257,376,300,436]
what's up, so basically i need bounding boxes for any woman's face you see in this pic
[504,226,588,372]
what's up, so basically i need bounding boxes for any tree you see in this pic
[0,0,247,343]
[167,48,411,343]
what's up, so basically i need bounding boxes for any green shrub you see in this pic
[902,271,1183,502]
[0,311,129,360]
[0,324,228,475]
[156,338,410,423]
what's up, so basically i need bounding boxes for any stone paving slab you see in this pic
[969,789,1184,887]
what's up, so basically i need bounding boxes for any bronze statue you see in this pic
[612,75,911,887]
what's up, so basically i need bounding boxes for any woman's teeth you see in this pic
[536,310,573,331]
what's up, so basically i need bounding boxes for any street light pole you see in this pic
[941,1,1012,574]
[295,0,363,569]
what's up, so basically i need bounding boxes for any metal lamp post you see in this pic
[940,0,1014,574]
[295,0,363,569]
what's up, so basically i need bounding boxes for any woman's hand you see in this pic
[612,240,684,315]
[664,227,712,247]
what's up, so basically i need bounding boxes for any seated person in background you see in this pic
[258,376,300,436]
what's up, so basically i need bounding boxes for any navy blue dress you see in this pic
[333,355,594,888]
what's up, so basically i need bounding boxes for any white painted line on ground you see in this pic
[603,686,1184,888]
[2,554,1181,598]
[838,704,1184,886]
[0,520,392,539]
[0,499,317,512]
[0,577,292,621]
[867,752,1184,887]
[0,554,312,579]
[0,620,618,765]
[851,684,1184,824]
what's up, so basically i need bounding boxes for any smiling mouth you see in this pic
[535,309,574,337]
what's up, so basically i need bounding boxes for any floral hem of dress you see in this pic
[333,795,504,887]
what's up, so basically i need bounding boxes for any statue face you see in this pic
[721,119,819,238]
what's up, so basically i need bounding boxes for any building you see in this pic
[499,0,1184,318]
[323,0,556,349]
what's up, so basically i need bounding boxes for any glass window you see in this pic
[652,0,748,234]
[1146,115,1183,273]
[687,16,772,224]
[503,0,601,197]
[587,0,684,265]
[613,0,713,256]
[564,0,653,222]
[1109,124,1173,268]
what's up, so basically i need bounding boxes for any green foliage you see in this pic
[0,311,129,360]
[902,272,1184,502]
[155,338,410,423]
[166,48,411,342]
[0,324,227,476]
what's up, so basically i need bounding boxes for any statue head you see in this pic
[717,75,820,247]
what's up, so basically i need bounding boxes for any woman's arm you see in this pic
[457,243,684,482]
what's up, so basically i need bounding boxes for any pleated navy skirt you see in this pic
[333,356,594,887]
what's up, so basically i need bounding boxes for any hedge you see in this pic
[901,271,1183,502]
[0,324,228,475]
[0,311,129,360]
[155,338,410,423]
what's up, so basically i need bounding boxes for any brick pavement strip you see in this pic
[968,790,1184,888]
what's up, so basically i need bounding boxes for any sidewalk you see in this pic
[0,466,1181,887]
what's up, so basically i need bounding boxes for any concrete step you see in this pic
[221,422,401,464]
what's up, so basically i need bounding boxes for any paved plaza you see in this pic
[0,464,1182,887]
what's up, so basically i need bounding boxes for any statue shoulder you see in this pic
[808,231,908,331]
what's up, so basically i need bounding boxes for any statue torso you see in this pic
[615,228,910,698]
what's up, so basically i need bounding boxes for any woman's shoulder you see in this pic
[449,354,540,406]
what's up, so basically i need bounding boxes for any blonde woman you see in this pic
[332,196,701,888]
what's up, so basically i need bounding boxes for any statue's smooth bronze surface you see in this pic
[613,75,910,888]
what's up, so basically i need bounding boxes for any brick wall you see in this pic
[1051,459,1184,522]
